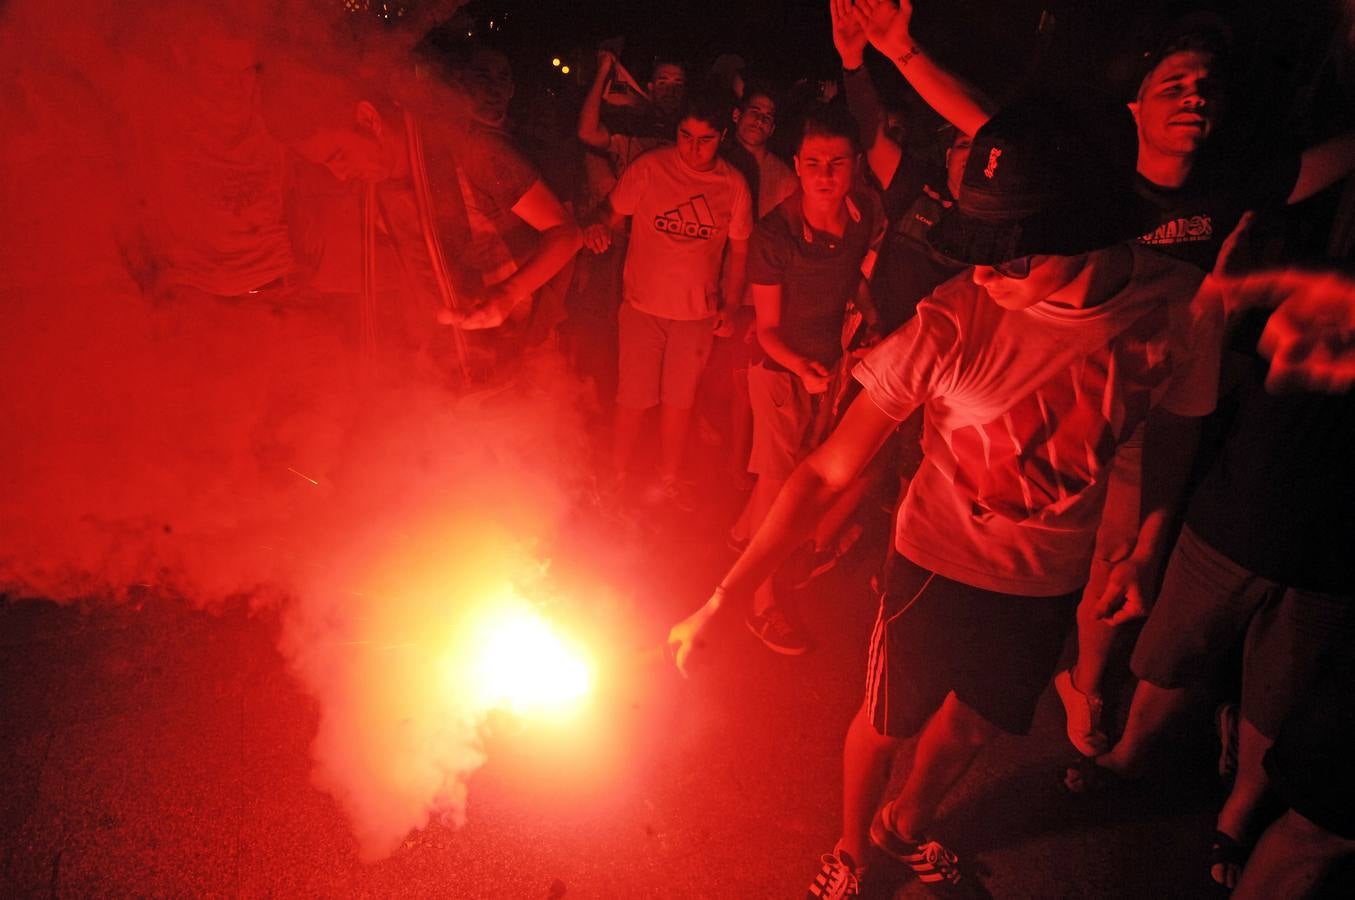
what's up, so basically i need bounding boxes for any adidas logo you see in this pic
[654,194,720,240]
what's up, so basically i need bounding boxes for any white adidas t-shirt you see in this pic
[854,244,1222,596]
[609,146,753,320]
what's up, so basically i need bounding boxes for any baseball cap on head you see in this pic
[926,92,1140,266]
[1131,12,1232,99]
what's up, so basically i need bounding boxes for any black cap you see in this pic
[927,92,1140,266]
[1131,12,1232,99]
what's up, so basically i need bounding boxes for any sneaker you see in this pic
[745,606,811,655]
[807,849,860,899]
[1215,702,1239,783]
[870,803,966,890]
[641,477,699,512]
[1053,669,1109,757]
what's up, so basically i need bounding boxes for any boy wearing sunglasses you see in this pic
[669,93,1223,895]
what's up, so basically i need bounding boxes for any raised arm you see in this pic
[853,0,996,138]
[832,0,904,187]
[577,51,616,150]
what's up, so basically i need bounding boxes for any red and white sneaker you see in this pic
[807,848,861,899]
[870,802,969,893]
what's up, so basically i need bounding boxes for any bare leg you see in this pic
[1059,581,1116,756]
[1233,809,1355,900]
[889,692,1001,839]
[747,473,786,616]
[729,365,752,481]
[841,702,902,865]
[611,403,647,475]
[1070,595,1117,700]
[1098,678,1195,775]
[1214,716,1274,888]
[658,402,693,482]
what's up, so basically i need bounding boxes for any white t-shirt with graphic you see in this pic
[609,146,754,320]
[854,244,1222,596]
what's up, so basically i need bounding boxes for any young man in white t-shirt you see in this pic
[667,94,1225,896]
[584,91,754,508]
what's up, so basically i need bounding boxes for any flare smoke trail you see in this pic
[0,0,598,860]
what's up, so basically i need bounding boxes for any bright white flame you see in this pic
[560,65,571,75]
[551,57,561,67]
[467,597,591,718]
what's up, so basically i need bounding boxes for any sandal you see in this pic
[1209,830,1248,889]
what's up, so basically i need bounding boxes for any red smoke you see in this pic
[0,0,616,860]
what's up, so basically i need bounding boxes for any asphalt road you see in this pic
[1,487,1333,899]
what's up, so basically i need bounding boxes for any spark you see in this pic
[460,597,592,718]
[287,466,320,485]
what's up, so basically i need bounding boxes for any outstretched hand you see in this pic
[853,0,915,59]
[830,0,869,69]
[1214,268,1355,394]
[436,283,517,330]
[666,591,728,679]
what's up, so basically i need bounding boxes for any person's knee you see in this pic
[850,703,901,754]
[941,695,1001,748]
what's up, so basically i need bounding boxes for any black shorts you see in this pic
[1264,651,1355,840]
[865,556,1080,738]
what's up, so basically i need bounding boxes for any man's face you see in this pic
[734,95,776,150]
[650,63,687,115]
[1130,50,1223,160]
[944,132,973,199]
[971,254,1086,310]
[295,126,390,183]
[795,134,856,206]
[677,116,724,171]
[457,48,515,127]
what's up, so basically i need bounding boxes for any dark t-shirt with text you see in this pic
[1133,147,1301,271]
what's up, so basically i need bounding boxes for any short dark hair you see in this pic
[798,103,861,155]
[677,89,733,133]
[739,80,780,114]
[651,55,689,80]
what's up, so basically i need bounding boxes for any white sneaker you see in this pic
[1054,669,1109,757]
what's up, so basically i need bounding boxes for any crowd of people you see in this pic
[120,0,1355,897]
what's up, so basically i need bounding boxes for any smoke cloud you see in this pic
[0,0,606,860]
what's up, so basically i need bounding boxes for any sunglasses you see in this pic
[991,255,1034,279]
